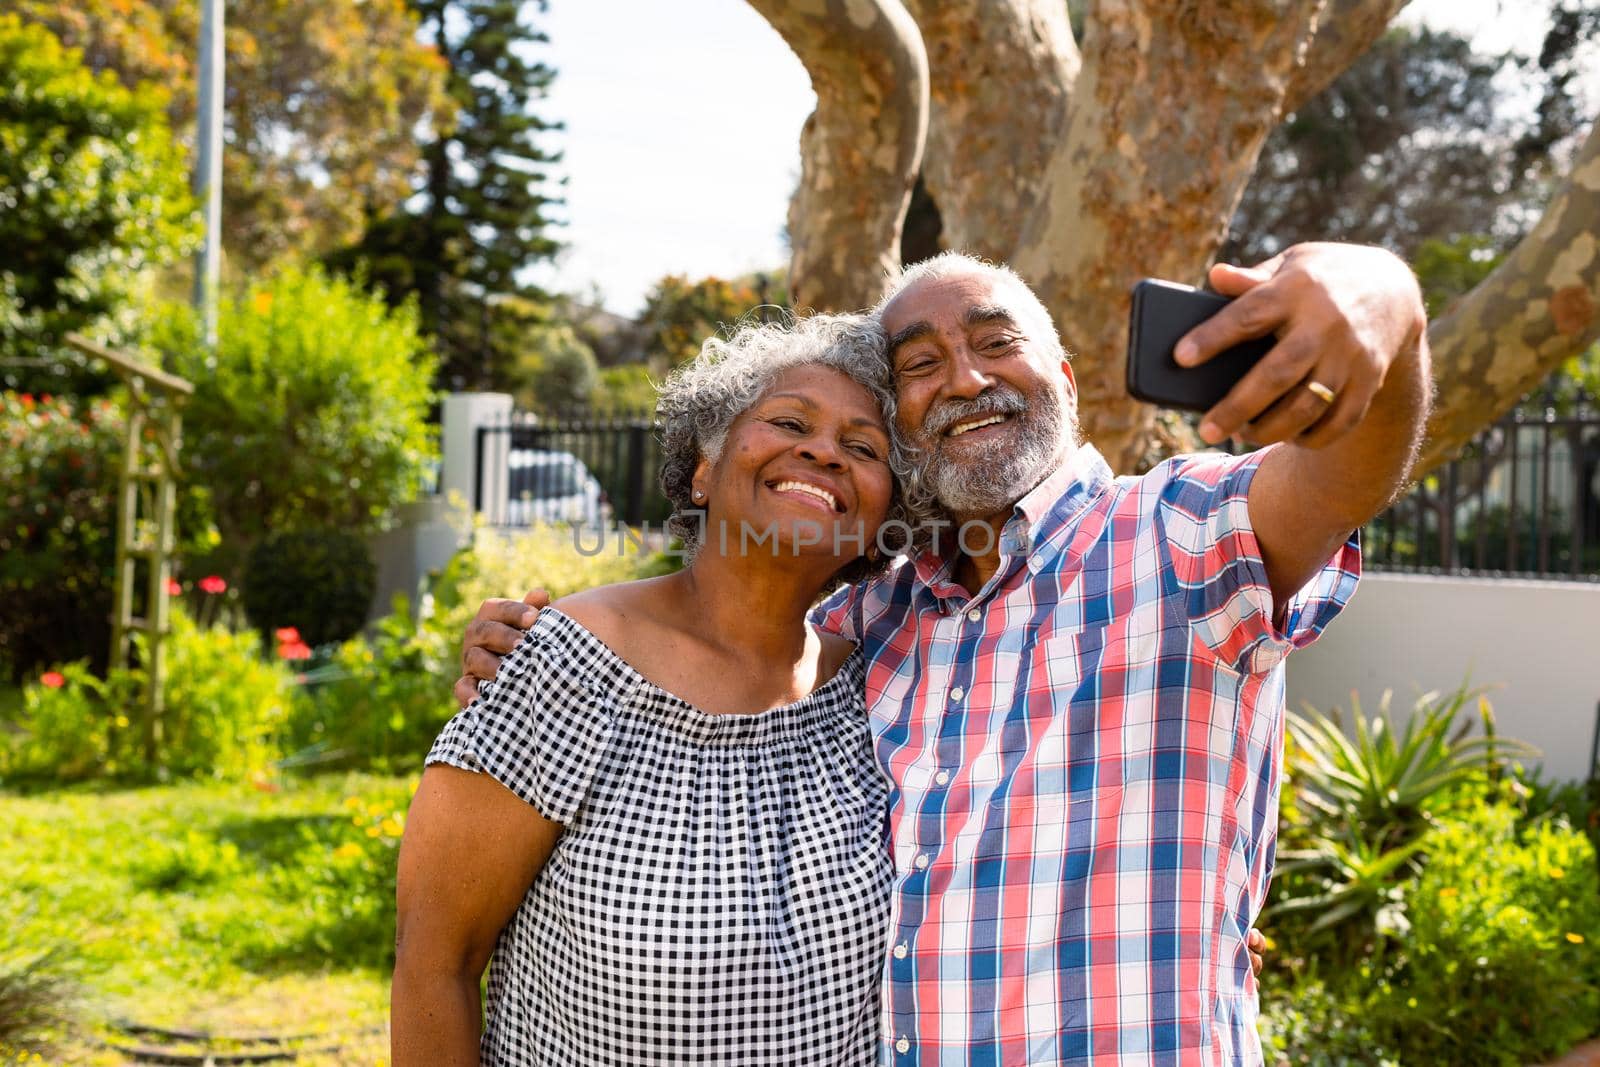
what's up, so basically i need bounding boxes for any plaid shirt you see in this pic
[814,444,1360,1066]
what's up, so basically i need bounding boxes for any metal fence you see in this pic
[473,405,1600,581]
[1363,408,1600,581]
[475,410,671,529]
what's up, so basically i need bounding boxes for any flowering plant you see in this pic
[0,391,123,680]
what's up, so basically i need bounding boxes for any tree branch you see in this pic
[747,0,928,311]
[1283,0,1410,114]
[901,0,1078,260]
[1418,118,1600,473]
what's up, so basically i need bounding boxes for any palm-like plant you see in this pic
[1270,686,1539,954]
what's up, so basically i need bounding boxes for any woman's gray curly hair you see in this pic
[657,311,929,579]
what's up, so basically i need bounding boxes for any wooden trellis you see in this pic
[65,333,193,764]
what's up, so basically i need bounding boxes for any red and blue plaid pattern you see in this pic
[815,445,1360,1066]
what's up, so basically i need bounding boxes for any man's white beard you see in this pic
[913,381,1074,519]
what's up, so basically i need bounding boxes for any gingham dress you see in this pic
[425,608,894,1066]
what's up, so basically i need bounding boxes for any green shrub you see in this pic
[0,609,294,785]
[0,660,144,783]
[151,265,438,582]
[0,392,122,681]
[288,524,673,774]
[0,15,197,397]
[1359,804,1600,1065]
[1270,687,1533,961]
[157,611,296,780]
[286,595,458,774]
[0,391,216,683]
[428,522,675,634]
[1257,979,1393,1067]
[241,528,378,648]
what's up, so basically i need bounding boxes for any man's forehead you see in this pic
[881,270,1019,332]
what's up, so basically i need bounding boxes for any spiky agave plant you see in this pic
[1270,685,1539,957]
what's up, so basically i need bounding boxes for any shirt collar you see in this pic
[1014,443,1113,536]
[909,444,1115,594]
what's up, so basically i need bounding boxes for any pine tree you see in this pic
[329,0,562,391]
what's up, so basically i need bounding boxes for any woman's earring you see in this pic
[692,489,705,503]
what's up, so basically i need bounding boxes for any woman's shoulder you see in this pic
[549,574,679,659]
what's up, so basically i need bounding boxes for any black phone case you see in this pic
[1125,279,1275,413]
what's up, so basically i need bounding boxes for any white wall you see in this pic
[1287,573,1600,782]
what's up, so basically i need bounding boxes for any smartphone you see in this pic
[1125,279,1275,412]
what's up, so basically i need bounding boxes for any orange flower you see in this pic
[165,578,183,596]
[40,671,65,689]
[275,626,302,644]
[199,575,227,594]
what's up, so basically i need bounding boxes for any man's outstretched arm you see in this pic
[452,590,548,708]
[1176,242,1430,607]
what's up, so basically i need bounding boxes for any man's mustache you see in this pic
[919,386,1029,442]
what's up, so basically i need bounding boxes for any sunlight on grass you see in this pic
[2,773,415,1063]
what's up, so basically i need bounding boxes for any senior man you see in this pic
[455,242,1429,1065]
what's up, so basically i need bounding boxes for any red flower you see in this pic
[279,640,312,661]
[40,671,65,689]
[199,575,227,595]
[165,578,183,596]
[275,626,302,644]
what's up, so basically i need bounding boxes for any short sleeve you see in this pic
[425,623,616,825]
[1157,447,1361,675]
[809,582,862,641]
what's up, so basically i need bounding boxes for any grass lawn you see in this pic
[2,772,419,1064]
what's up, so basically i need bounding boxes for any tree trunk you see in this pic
[747,0,928,313]
[902,0,1078,261]
[1012,1,1325,471]
[1418,119,1600,473]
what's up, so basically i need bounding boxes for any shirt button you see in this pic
[893,942,908,959]
[949,685,965,702]
[934,770,950,786]
[896,1036,911,1054]
[1028,555,1044,572]
[966,608,981,622]
[914,853,929,870]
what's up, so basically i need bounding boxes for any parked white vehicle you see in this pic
[506,449,608,527]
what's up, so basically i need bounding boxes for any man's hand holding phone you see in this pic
[1133,243,1422,450]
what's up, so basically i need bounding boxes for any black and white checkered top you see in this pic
[425,607,893,1066]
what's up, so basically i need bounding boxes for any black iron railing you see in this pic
[472,405,1600,581]
[475,410,669,529]
[1364,408,1600,581]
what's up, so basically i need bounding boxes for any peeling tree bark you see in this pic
[1283,0,1411,114]
[747,0,928,312]
[1418,120,1600,473]
[1012,1,1327,471]
[902,0,1078,261]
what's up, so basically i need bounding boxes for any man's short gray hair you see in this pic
[657,312,928,574]
[872,250,1069,364]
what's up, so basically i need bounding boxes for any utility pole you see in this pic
[193,0,224,346]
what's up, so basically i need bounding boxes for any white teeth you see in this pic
[772,480,839,511]
[948,414,1008,437]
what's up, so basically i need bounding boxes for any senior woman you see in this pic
[392,313,923,1066]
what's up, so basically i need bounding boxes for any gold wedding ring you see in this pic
[1306,380,1337,405]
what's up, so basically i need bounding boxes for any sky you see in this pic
[527,0,1582,317]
